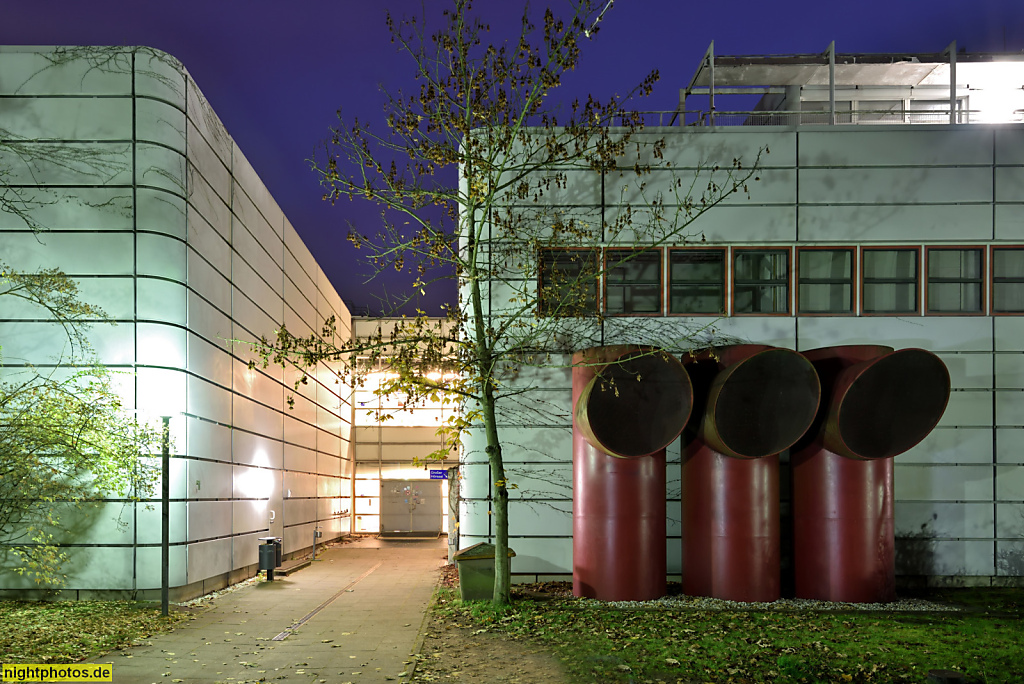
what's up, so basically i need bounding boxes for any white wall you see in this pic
[464,123,1024,585]
[0,46,353,598]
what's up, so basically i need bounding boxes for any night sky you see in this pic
[3,0,1022,316]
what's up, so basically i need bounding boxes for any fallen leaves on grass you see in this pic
[433,583,1024,684]
[0,600,190,664]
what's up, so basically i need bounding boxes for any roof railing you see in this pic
[606,107,1021,127]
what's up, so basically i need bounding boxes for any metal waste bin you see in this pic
[258,537,282,580]
[453,542,515,601]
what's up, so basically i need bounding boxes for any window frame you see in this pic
[731,246,792,316]
[602,247,664,317]
[796,246,857,316]
[667,247,728,317]
[990,245,1024,315]
[925,246,986,316]
[537,247,601,317]
[861,246,921,316]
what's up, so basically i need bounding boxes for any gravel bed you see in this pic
[574,595,962,612]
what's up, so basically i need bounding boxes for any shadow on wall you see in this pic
[895,524,938,578]
[997,508,1024,577]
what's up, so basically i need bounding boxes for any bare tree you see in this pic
[253,0,758,605]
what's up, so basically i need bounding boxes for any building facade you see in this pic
[0,46,354,599]
[459,46,1024,588]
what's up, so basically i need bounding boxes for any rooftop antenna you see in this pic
[584,0,613,38]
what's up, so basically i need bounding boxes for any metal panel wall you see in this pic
[461,123,1024,587]
[0,45,354,598]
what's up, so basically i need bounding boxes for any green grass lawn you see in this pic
[0,601,188,664]
[438,586,1024,684]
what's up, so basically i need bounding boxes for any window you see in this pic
[798,248,854,314]
[862,248,919,314]
[800,100,852,124]
[858,99,903,123]
[734,249,789,314]
[927,248,983,314]
[908,99,963,124]
[669,249,726,314]
[992,247,1024,313]
[539,248,599,316]
[604,249,662,315]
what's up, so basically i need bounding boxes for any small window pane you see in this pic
[670,250,724,314]
[864,282,917,313]
[929,250,982,280]
[995,283,1024,312]
[734,250,789,314]
[927,249,983,314]
[671,251,723,282]
[993,248,1024,313]
[605,250,661,315]
[929,283,982,313]
[863,249,918,314]
[799,283,852,313]
[798,249,853,314]
[994,249,1024,279]
[735,251,788,282]
[671,285,723,314]
[863,250,916,280]
[800,250,852,279]
[539,249,598,316]
[736,284,788,314]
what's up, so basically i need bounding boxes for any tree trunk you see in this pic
[465,233,510,606]
[481,386,510,605]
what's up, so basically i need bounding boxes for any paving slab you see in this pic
[85,536,445,684]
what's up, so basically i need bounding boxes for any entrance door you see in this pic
[380,479,442,537]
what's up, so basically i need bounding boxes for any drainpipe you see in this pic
[791,346,950,603]
[572,346,693,601]
[681,346,820,602]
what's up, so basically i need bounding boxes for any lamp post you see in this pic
[161,415,170,617]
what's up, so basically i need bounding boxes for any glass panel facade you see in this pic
[669,250,725,314]
[798,249,853,313]
[734,250,789,314]
[863,249,918,314]
[605,249,661,314]
[927,248,983,313]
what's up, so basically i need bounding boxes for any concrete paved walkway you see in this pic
[88,536,446,683]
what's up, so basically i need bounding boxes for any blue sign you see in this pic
[429,469,448,480]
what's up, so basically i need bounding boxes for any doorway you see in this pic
[379,479,443,537]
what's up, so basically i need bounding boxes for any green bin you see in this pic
[453,542,516,601]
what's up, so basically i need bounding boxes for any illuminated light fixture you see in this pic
[238,450,275,501]
[959,62,1024,124]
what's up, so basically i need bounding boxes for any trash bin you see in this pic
[453,542,516,601]
[258,537,282,580]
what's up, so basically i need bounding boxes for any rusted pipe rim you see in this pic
[576,349,693,458]
[703,347,821,459]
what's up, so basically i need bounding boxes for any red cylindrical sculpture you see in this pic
[792,346,951,603]
[572,346,693,601]
[682,345,821,602]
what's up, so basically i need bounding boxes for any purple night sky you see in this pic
[2,0,1021,315]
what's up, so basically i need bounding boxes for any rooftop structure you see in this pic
[678,41,1024,126]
